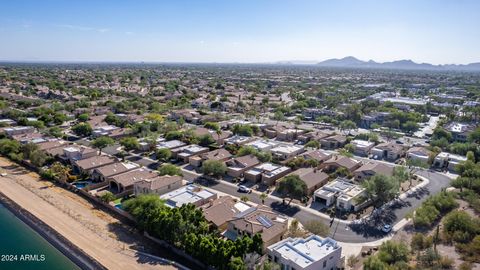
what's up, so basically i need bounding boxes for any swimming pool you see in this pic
[72,181,92,189]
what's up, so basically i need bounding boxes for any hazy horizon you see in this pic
[1,0,479,65]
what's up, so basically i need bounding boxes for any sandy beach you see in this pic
[0,157,181,270]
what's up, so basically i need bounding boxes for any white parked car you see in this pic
[238,185,252,193]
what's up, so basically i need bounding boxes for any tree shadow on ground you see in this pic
[269,201,301,216]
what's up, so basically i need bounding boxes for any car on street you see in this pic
[238,185,252,193]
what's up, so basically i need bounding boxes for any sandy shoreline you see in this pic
[0,191,106,270]
[0,157,181,270]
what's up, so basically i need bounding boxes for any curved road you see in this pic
[200,169,452,243]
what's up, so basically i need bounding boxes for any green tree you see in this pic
[158,163,182,176]
[277,175,307,204]
[303,220,329,237]
[120,137,139,151]
[72,122,93,137]
[204,122,220,131]
[77,113,89,122]
[339,120,357,135]
[362,174,399,209]
[198,134,215,147]
[304,140,320,149]
[48,126,63,138]
[0,139,21,155]
[363,255,387,270]
[202,160,227,178]
[29,150,48,167]
[91,136,114,155]
[156,148,172,162]
[237,146,258,157]
[402,121,419,133]
[100,191,116,203]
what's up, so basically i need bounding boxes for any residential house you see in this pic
[300,149,333,164]
[224,135,256,146]
[109,168,159,193]
[406,147,432,164]
[169,109,201,124]
[286,168,329,195]
[433,152,467,172]
[91,162,138,182]
[173,144,209,163]
[267,235,342,270]
[160,185,217,208]
[320,135,347,149]
[133,175,183,196]
[73,155,117,175]
[202,196,252,231]
[62,145,97,162]
[244,163,291,186]
[314,178,367,211]
[444,122,476,142]
[189,148,232,167]
[156,139,186,150]
[353,162,394,181]
[350,139,375,156]
[226,206,288,249]
[270,145,305,161]
[226,155,261,178]
[297,130,331,144]
[371,142,406,161]
[4,126,35,137]
[320,156,361,173]
[245,139,282,152]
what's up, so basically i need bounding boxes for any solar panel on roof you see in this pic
[257,215,273,228]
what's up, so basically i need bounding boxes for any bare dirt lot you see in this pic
[0,157,179,270]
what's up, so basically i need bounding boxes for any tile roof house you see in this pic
[189,148,232,167]
[226,155,261,178]
[226,206,288,250]
[320,134,347,149]
[353,162,394,181]
[201,196,253,231]
[406,146,432,164]
[108,168,159,193]
[297,130,331,144]
[91,162,139,182]
[37,139,69,151]
[300,149,333,164]
[371,142,406,161]
[320,155,361,173]
[73,155,117,175]
[133,175,183,196]
[286,168,329,195]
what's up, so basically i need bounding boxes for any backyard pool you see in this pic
[72,181,92,189]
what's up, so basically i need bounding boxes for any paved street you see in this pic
[186,168,452,243]
[101,141,455,243]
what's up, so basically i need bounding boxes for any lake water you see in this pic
[0,203,80,270]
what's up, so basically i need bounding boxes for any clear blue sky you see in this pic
[1,0,479,64]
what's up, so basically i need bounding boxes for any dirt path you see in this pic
[0,157,179,270]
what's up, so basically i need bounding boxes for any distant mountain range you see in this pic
[314,56,480,71]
